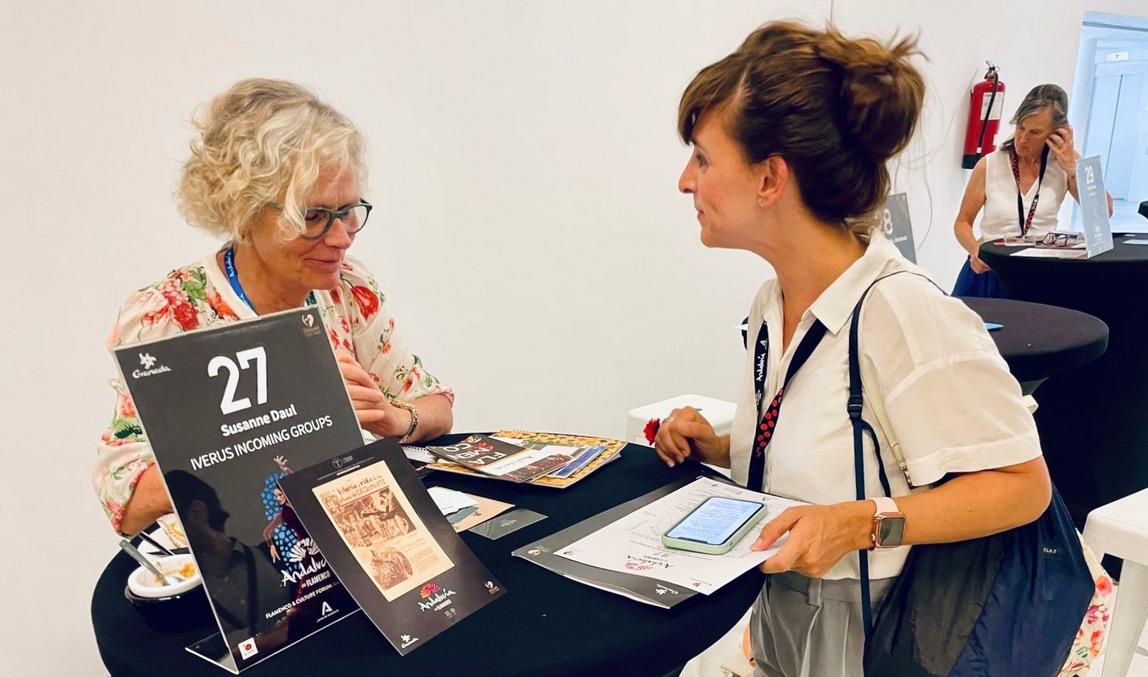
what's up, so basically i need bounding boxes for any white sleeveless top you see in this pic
[979,149,1069,242]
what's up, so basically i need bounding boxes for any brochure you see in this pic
[426,434,572,483]
[513,476,801,608]
[430,431,625,489]
[554,477,805,595]
[279,439,506,656]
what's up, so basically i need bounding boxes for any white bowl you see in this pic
[126,554,202,599]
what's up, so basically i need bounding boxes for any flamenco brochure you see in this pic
[426,434,571,482]
[113,308,366,674]
[430,431,626,489]
[279,439,505,655]
[514,477,804,607]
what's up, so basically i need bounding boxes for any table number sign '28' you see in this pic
[208,347,268,414]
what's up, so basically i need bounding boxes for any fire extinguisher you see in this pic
[962,61,1005,169]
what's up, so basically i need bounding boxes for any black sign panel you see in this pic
[280,439,506,656]
[114,308,365,673]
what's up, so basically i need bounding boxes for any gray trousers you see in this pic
[750,571,896,677]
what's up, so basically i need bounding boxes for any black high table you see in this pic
[92,442,761,677]
[959,296,1108,395]
[980,236,1147,529]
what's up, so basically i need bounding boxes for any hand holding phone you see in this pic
[661,496,767,555]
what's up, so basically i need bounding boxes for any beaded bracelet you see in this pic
[387,396,420,443]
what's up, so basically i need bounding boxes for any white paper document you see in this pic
[1011,247,1087,259]
[555,477,806,595]
[427,486,478,516]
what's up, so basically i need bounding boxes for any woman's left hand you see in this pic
[752,502,872,578]
[1046,126,1079,173]
[335,351,409,438]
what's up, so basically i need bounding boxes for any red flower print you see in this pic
[330,287,341,304]
[643,418,660,444]
[208,291,238,320]
[118,394,137,419]
[341,317,351,333]
[172,302,199,330]
[351,285,379,319]
[381,341,392,354]
[1096,575,1113,596]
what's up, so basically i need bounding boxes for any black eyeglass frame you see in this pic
[269,199,373,241]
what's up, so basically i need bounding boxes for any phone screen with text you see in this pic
[665,497,764,545]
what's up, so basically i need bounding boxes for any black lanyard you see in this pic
[1010,147,1049,237]
[747,319,828,490]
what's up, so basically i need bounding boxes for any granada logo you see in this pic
[302,313,315,328]
[132,352,172,379]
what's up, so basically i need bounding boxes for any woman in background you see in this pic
[952,84,1108,297]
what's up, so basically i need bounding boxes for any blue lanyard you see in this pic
[223,246,318,312]
[223,246,256,312]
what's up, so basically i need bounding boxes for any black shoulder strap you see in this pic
[849,270,944,639]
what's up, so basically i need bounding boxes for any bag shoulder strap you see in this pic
[849,269,944,639]
[849,270,945,489]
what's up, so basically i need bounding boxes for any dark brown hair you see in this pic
[678,22,925,235]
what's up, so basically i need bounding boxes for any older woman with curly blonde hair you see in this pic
[95,79,454,535]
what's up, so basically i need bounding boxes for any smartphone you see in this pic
[984,322,1004,331]
[661,496,767,555]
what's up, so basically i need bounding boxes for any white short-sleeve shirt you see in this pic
[729,234,1042,580]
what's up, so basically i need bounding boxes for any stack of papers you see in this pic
[426,487,514,533]
[428,431,626,489]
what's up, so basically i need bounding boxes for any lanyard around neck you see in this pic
[747,319,828,490]
[1010,147,1049,236]
[223,246,256,312]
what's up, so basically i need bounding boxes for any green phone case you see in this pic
[660,498,767,555]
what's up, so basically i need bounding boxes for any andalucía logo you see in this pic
[417,582,456,612]
[132,352,172,379]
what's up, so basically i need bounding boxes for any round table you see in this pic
[958,296,1109,392]
[980,236,1148,530]
[92,442,762,676]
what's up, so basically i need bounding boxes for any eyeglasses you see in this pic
[270,199,373,240]
[1041,232,1082,248]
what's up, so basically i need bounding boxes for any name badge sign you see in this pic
[1075,156,1114,258]
[114,308,366,674]
[881,193,917,263]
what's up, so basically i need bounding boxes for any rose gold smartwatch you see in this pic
[869,497,905,550]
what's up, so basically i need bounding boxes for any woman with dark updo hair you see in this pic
[653,22,1050,675]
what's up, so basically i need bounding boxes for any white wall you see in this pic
[1,1,1145,674]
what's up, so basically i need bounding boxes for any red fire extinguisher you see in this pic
[962,61,1005,169]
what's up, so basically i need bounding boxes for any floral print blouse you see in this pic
[95,248,453,534]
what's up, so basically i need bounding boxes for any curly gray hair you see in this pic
[177,79,368,240]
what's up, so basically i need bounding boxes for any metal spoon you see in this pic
[119,539,179,586]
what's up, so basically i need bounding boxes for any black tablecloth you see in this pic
[959,297,1108,384]
[980,237,1148,528]
[92,441,762,677]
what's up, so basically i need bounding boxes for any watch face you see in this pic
[878,517,905,547]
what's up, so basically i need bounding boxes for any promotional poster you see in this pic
[114,308,366,673]
[280,439,506,655]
